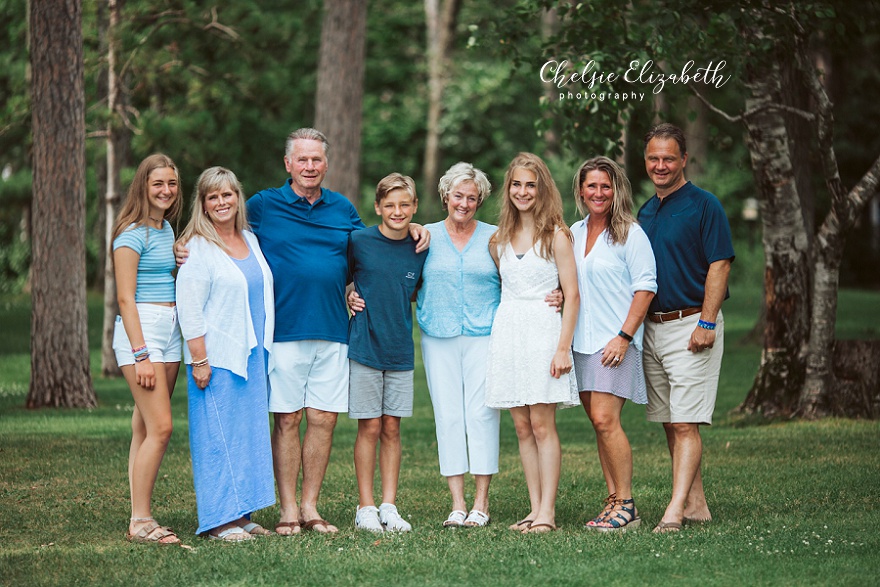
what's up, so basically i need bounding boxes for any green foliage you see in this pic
[1,288,880,585]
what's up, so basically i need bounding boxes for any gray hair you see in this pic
[285,128,330,160]
[438,162,491,207]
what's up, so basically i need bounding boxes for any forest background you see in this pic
[3,0,880,415]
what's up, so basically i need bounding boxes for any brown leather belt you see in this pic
[648,306,702,323]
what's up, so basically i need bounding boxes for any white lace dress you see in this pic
[485,243,579,409]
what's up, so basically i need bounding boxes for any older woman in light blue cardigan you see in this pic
[176,167,276,542]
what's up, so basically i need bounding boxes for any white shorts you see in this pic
[112,303,182,366]
[268,340,349,413]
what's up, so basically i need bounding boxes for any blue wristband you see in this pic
[697,319,716,330]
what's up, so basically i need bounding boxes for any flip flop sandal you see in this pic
[241,522,273,536]
[652,520,682,534]
[509,518,533,531]
[301,518,337,533]
[443,510,467,528]
[209,526,253,542]
[526,523,557,534]
[463,510,490,527]
[274,520,302,535]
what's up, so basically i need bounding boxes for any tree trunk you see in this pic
[423,0,461,217]
[101,0,122,378]
[684,95,707,181]
[738,60,811,418]
[828,340,880,419]
[314,0,367,209]
[27,0,96,408]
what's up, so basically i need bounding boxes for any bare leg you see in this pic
[379,415,402,505]
[272,410,303,534]
[472,474,491,514]
[587,393,631,499]
[300,407,339,532]
[527,403,560,531]
[580,391,615,496]
[123,363,177,543]
[354,418,381,507]
[447,475,468,513]
[509,406,540,529]
[659,422,710,525]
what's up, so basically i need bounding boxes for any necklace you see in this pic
[148,215,163,227]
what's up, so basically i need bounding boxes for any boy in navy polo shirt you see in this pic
[348,173,428,533]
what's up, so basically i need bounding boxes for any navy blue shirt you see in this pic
[637,181,735,313]
[347,226,428,370]
[247,182,366,343]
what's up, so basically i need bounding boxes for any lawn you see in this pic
[0,286,878,586]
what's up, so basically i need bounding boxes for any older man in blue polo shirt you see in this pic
[636,123,734,534]
[246,128,429,534]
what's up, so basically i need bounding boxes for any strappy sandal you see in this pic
[443,510,467,528]
[596,498,641,532]
[126,518,180,545]
[584,493,616,529]
[463,509,490,527]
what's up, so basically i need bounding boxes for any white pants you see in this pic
[421,332,500,477]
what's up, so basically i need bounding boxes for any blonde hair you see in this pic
[375,172,417,204]
[178,167,248,253]
[572,156,636,245]
[438,162,491,208]
[112,153,182,242]
[491,152,570,260]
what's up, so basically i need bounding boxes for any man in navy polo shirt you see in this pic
[246,128,429,534]
[636,123,734,533]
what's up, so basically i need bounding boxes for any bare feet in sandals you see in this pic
[127,517,180,545]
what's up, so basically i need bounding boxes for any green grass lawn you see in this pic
[1,287,878,586]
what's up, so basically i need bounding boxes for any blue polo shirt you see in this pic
[247,181,365,343]
[637,181,735,313]
[347,226,428,370]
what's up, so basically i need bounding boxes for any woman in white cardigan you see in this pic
[176,167,276,542]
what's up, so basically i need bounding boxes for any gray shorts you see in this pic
[348,360,413,419]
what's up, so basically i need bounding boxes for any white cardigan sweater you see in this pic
[176,231,275,379]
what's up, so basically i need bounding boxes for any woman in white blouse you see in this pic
[176,167,276,541]
[569,156,657,532]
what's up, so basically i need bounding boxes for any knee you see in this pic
[150,419,173,444]
[589,411,619,436]
[380,417,401,443]
[358,419,382,442]
[530,420,552,442]
[513,419,533,441]
[274,411,303,433]
[307,409,338,432]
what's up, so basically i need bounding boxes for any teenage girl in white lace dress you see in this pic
[485,152,580,533]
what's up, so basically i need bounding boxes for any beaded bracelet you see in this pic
[131,344,147,354]
[697,319,717,330]
[192,357,209,368]
[618,330,633,342]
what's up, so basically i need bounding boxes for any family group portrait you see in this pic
[2,0,879,585]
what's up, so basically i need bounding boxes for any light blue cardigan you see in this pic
[176,231,275,379]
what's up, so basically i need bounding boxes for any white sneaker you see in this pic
[379,503,412,532]
[355,505,384,533]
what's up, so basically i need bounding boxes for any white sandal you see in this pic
[464,509,490,527]
[443,510,467,528]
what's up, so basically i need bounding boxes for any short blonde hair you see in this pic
[376,172,417,204]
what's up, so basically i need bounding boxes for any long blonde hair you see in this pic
[112,153,182,242]
[178,167,249,253]
[491,152,570,260]
[572,156,636,245]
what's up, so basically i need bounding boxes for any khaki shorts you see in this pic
[643,312,724,425]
